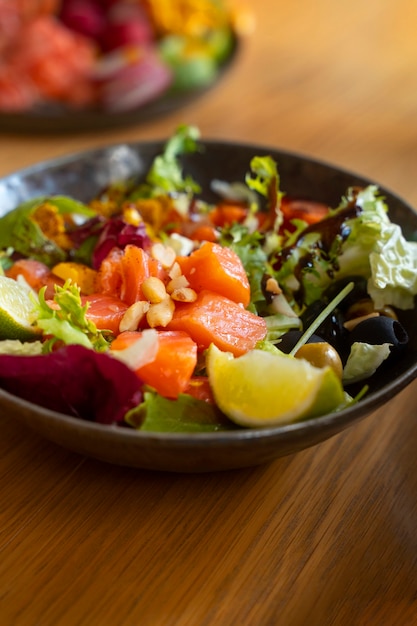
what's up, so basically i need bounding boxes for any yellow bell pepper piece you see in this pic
[31,202,73,251]
[52,262,98,295]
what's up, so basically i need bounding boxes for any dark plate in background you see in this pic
[0,140,416,472]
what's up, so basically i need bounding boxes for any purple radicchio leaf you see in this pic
[68,215,105,248]
[92,217,151,269]
[0,345,143,425]
[97,48,173,112]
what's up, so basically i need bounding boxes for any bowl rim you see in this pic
[0,367,414,446]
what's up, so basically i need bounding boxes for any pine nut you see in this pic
[151,243,176,269]
[119,301,150,332]
[166,274,190,294]
[168,261,182,279]
[141,277,167,303]
[146,297,175,328]
[171,287,198,303]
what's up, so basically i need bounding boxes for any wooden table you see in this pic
[2,1,417,624]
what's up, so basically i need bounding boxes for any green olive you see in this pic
[379,305,398,320]
[295,342,343,380]
[346,298,375,320]
[346,298,398,321]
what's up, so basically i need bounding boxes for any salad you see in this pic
[0,0,241,114]
[0,125,416,432]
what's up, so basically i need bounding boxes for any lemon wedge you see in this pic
[206,344,345,427]
[0,276,39,342]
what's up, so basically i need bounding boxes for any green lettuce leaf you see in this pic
[43,195,96,218]
[219,223,270,305]
[0,195,95,266]
[126,389,233,432]
[339,186,417,309]
[0,197,66,266]
[263,313,302,342]
[342,342,392,384]
[0,339,43,356]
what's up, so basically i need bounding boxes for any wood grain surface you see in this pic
[1,1,417,624]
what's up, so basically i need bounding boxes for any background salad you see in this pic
[0,0,241,113]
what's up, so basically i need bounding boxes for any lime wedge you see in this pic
[206,344,345,427]
[0,276,39,341]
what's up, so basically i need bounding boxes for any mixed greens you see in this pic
[0,125,416,431]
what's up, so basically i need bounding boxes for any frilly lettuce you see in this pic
[36,280,110,352]
[245,155,284,229]
[130,124,202,200]
[273,185,417,311]
[342,186,417,309]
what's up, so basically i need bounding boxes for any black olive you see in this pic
[300,300,325,328]
[322,276,368,312]
[349,316,409,356]
[301,304,349,361]
[277,330,324,354]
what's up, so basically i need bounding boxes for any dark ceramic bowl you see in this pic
[1,140,417,472]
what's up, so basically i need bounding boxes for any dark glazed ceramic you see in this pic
[0,140,416,472]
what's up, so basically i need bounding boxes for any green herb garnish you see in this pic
[36,280,110,353]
